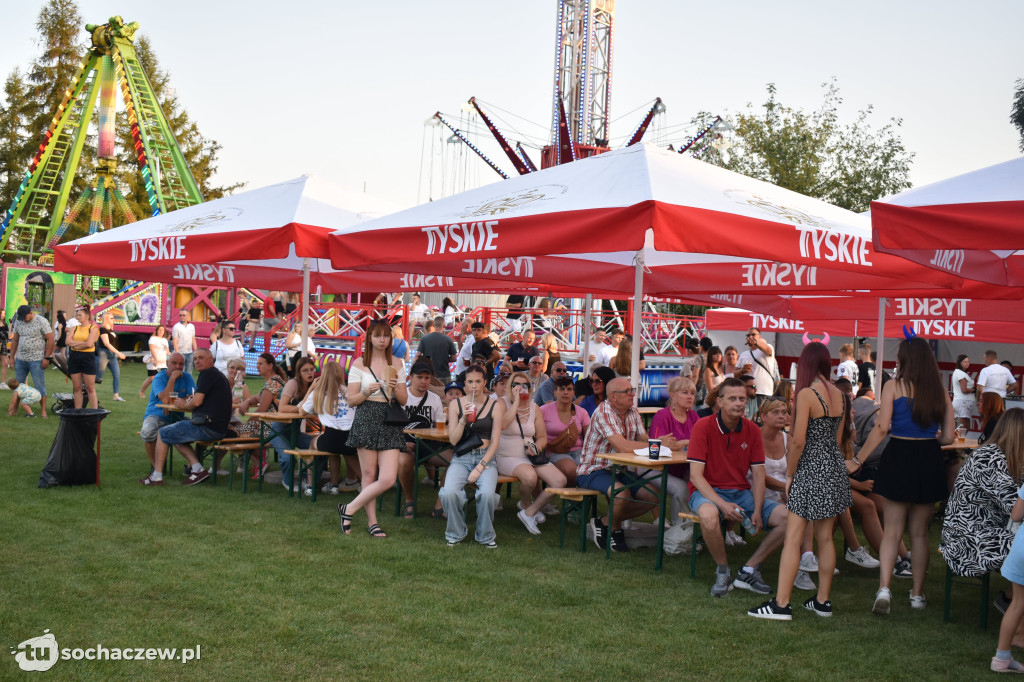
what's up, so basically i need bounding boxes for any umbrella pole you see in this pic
[631,251,644,405]
[876,297,887,395]
[301,258,311,358]
[582,294,593,377]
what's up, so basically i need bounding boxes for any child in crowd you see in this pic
[7,378,41,417]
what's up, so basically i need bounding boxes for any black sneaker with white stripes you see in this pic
[803,595,833,617]
[748,598,792,621]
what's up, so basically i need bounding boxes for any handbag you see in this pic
[453,399,485,456]
[516,412,550,466]
[546,407,579,454]
[369,367,412,426]
[190,412,212,426]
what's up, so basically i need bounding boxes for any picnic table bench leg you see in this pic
[655,469,668,571]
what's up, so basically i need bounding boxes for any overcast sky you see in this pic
[2,0,1021,209]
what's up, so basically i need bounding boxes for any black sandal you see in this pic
[338,503,352,535]
[402,501,415,519]
[430,507,447,520]
[367,524,388,538]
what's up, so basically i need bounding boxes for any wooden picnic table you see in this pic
[598,449,689,571]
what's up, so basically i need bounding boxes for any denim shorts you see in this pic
[688,487,781,521]
[158,419,225,445]
[578,468,649,498]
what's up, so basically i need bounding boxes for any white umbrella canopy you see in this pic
[329,143,960,290]
[54,175,401,278]
[328,143,965,384]
[871,156,1024,285]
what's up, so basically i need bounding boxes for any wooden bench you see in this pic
[943,555,992,628]
[284,449,334,502]
[546,487,600,552]
[217,441,264,493]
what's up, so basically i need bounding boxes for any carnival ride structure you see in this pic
[423,0,731,197]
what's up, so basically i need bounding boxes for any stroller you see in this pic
[49,354,101,414]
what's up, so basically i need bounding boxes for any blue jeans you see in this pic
[182,353,194,376]
[96,349,120,394]
[438,448,498,544]
[14,358,46,396]
[269,420,313,487]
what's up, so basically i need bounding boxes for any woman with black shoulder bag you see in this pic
[439,364,504,547]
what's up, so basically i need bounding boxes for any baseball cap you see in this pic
[16,305,32,321]
[410,360,434,376]
[444,381,465,395]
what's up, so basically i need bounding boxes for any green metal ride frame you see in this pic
[0,16,204,263]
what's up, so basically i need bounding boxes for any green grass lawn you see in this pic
[0,363,1003,680]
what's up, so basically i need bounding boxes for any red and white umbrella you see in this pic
[871,157,1024,285]
[329,143,967,378]
[329,143,959,289]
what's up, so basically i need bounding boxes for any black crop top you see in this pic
[457,398,496,439]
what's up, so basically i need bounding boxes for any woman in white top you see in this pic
[339,321,409,538]
[495,372,565,535]
[138,324,170,397]
[301,360,359,496]
[442,297,458,329]
[212,321,245,375]
[285,322,317,375]
[952,354,976,431]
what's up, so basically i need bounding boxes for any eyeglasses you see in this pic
[529,361,543,366]
[745,333,757,337]
[227,327,236,331]
[553,369,566,373]
[612,388,637,395]
[511,382,530,388]
[591,378,604,384]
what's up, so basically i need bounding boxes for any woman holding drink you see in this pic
[495,372,564,535]
[439,364,504,547]
[338,322,408,538]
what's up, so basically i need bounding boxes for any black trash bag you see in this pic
[39,408,111,488]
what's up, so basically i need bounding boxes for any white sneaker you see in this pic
[872,587,892,615]
[845,546,881,568]
[516,509,542,535]
[517,500,544,524]
[799,552,819,572]
[793,570,816,591]
[724,530,746,547]
[909,592,927,610]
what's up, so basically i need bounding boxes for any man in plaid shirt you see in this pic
[578,377,677,553]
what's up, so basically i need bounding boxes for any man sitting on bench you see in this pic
[146,348,232,486]
[139,353,196,485]
[576,377,677,553]
[687,377,787,597]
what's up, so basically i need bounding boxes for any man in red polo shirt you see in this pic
[688,377,788,597]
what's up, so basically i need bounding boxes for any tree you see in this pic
[0,68,33,214]
[25,0,85,146]
[1012,78,1024,153]
[693,81,914,213]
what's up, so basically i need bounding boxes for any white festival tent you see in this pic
[328,143,968,383]
[871,156,1024,285]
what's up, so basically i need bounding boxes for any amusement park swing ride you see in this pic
[0,16,255,348]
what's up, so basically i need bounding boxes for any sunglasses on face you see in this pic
[591,378,604,384]
[553,369,566,373]
[511,382,530,388]
[612,388,637,395]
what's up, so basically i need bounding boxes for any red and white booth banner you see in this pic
[871,157,1024,286]
[54,175,401,275]
[706,307,1024,344]
[350,249,951,296]
[328,144,960,291]
[689,292,1024,323]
